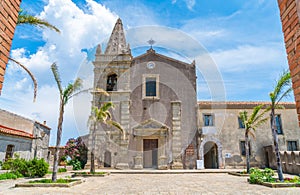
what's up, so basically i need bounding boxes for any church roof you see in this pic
[105,18,130,55]
[133,48,194,68]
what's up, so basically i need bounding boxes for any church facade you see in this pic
[87,19,198,169]
[86,19,300,170]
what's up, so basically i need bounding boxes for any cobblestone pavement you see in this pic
[0,173,299,195]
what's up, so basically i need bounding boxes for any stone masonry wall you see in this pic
[0,0,21,94]
[277,0,300,126]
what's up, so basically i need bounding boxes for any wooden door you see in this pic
[143,139,158,168]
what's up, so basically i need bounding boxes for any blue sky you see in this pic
[0,0,292,145]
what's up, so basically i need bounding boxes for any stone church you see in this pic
[86,18,198,169]
[86,18,300,170]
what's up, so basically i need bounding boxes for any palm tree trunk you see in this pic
[271,108,284,182]
[52,97,64,182]
[90,123,96,173]
[245,131,250,174]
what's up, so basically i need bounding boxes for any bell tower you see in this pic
[88,18,132,169]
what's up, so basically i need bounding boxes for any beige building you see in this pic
[198,101,300,169]
[0,109,51,162]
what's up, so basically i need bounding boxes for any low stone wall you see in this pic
[280,151,300,175]
[264,145,300,175]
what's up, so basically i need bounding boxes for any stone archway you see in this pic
[199,136,223,168]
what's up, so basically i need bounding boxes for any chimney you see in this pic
[43,121,46,125]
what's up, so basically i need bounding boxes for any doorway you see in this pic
[104,151,111,167]
[143,139,158,168]
[204,141,218,168]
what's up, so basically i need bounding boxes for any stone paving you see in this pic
[0,170,299,195]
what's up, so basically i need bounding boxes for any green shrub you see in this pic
[27,158,49,177]
[249,168,275,184]
[1,155,49,178]
[58,168,67,173]
[29,178,77,184]
[69,159,82,170]
[2,155,29,176]
[0,172,22,180]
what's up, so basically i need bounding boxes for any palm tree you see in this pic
[17,9,60,32]
[269,71,292,182]
[239,105,269,173]
[51,63,82,182]
[89,103,123,173]
[7,10,60,102]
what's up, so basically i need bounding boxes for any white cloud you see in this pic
[186,0,195,11]
[210,44,287,72]
[2,0,119,145]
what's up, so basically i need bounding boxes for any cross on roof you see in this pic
[147,38,155,48]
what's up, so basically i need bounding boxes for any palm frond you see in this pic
[101,102,114,112]
[276,87,293,105]
[66,78,83,100]
[272,71,291,104]
[107,120,123,133]
[63,83,74,105]
[252,117,268,130]
[50,63,63,95]
[8,57,37,102]
[93,88,109,96]
[249,105,263,123]
[17,10,60,33]
[248,130,256,140]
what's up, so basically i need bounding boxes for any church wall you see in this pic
[130,50,198,168]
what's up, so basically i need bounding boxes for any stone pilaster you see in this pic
[171,101,183,169]
[115,101,130,169]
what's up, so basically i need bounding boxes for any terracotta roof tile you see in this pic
[0,125,33,139]
[198,101,296,109]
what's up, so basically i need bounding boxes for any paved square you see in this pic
[0,173,299,194]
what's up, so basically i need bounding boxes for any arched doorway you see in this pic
[199,136,223,169]
[204,141,218,168]
[104,151,111,167]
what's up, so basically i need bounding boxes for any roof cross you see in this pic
[147,38,155,48]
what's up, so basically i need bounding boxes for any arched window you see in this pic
[5,145,14,161]
[106,74,117,91]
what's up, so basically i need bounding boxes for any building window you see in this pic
[203,114,214,126]
[274,115,283,135]
[142,74,159,99]
[238,117,245,128]
[287,141,298,151]
[146,77,156,96]
[106,74,117,91]
[5,145,14,161]
[240,141,251,156]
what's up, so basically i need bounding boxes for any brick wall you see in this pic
[0,0,22,94]
[277,0,300,126]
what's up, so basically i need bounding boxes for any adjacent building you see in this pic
[0,0,22,94]
[277,0,300,126]
[0,109,51,162]
[198,101,300,169]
